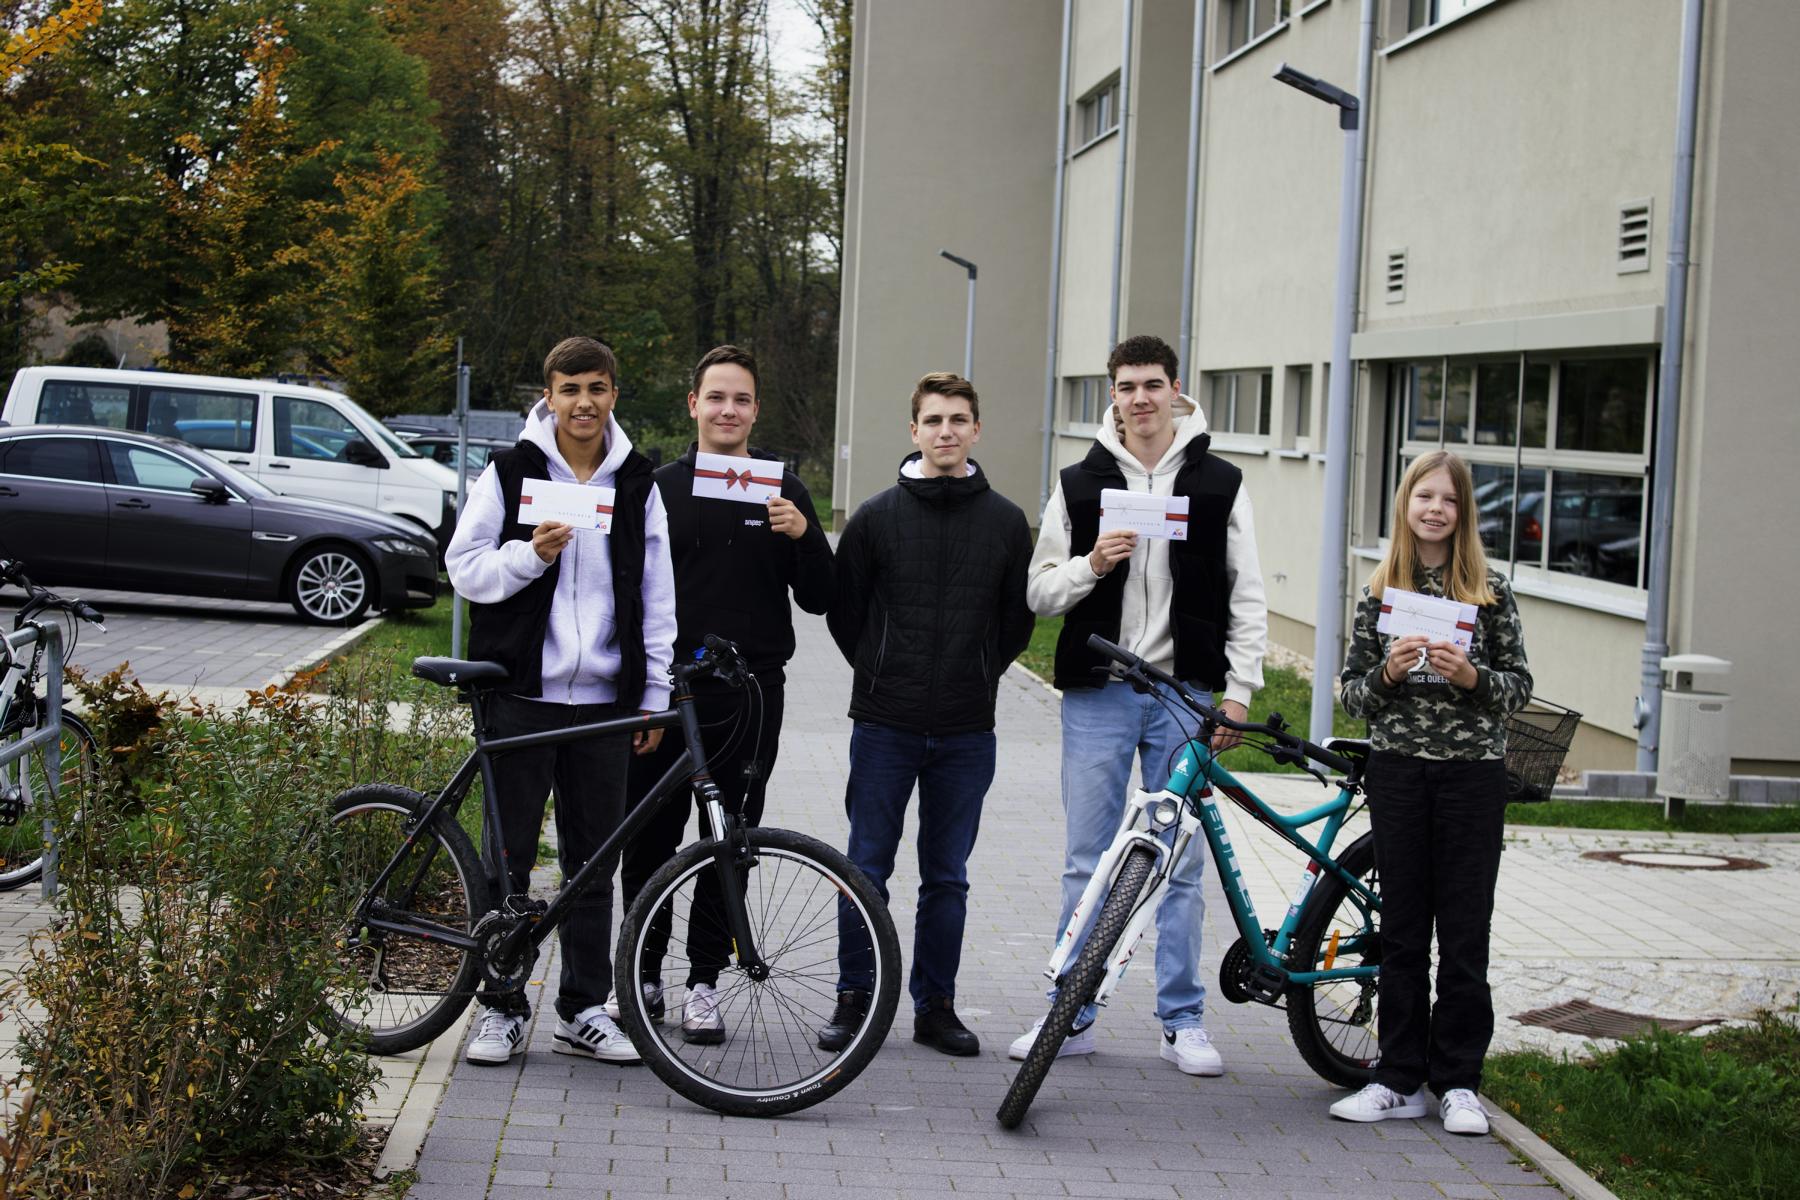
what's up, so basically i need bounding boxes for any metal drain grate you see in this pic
[1581,849,1767,871]
[1512,998,1719,1038]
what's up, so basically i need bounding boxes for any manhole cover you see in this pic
[1512,998,1719,1038]
[1582,849,1767,870]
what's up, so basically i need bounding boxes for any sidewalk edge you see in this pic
[1484,1100,1623,1200]
[374,1003,476,1179]
[270,615,385,689]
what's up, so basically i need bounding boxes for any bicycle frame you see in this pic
[351,675,773,980]
[0,621,65,898]
[1044,728,1378,1009]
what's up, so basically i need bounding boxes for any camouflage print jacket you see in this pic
[1339,565,1533,761]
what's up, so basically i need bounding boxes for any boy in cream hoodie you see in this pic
[1011,334,1267,1075]
[446,336,676,1066]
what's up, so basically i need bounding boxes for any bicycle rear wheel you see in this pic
[1285,831,1381,1089]
[323,784,487,1054]
[0,709,98,892]
[616,827,901,1116]
[997,844,1158,1130]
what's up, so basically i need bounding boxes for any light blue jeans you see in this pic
[1051,680,1209,1033]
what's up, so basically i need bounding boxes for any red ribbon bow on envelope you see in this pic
[695,466,781,491]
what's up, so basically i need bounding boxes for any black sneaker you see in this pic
[912,997,978,1057]
[816,989,871,1052]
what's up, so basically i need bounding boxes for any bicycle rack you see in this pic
[0,621,65,900]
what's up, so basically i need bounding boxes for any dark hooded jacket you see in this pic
[827,453,1034,735]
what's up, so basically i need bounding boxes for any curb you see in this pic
[1484,1101,1623,1200]
[374,1003,476,1179]
[270,614,386,689]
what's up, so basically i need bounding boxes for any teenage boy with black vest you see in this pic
[610,344,835,1044]
[445,336,677,1067]
[818,372,1034,1058]
[1010,334,1267,1075]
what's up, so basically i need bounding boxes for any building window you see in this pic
[1075,77,1121,148]
[1285,365,1313,450]
[1203,370,1272,438]
[1220,0,1289,55]
[1383,354,1652,589]
[1399,0,1491,35]
[1063,375,1108,427]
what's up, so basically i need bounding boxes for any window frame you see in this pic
[1072,75,1122,156]
[1203,368,1274,442]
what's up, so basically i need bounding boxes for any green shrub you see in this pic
[0,651,473,1198]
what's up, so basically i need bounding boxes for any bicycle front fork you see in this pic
[703,794,769,980]
[1043,788,1202,1009]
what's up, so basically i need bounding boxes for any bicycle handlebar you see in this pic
[0,558,106,631]
[673,633,749,689]
[1084,634,1356,776]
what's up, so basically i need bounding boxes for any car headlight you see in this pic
[375,536,434,558]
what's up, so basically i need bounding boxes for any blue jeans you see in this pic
[1052,680,1208,1032]
[837,721,996,1013]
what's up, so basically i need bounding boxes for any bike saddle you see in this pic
[411,657,509,689]
[1322,737,1372,770]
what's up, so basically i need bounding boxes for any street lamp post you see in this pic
[939,249,977,380]
[1273,62,1364,745]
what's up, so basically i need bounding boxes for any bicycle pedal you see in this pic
[502,894,548,920]
[1243,962,1287,1004]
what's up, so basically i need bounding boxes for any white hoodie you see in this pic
[445,399,676,710]
[1028,395,1267,708]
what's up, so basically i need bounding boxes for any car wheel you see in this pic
[289,545,374,624]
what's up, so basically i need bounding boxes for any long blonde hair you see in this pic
[1370,450,1496,605]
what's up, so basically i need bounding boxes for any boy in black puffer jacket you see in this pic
[820,371,1034,1057]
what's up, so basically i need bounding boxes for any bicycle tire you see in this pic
[322,784,488,1055]
[997,844,1158,1130]
[1285,831,1381,1089]
[615,827,901,1117]
[0,709,98,891]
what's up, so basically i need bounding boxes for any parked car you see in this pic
[0,426,437,623]
[403,434,512,473]
[1,367,461,549]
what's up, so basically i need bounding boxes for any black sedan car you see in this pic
[0,426,437,623]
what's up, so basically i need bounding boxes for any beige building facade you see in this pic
[834,0,1800,775]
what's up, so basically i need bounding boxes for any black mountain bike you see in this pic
[324,635,901,1116]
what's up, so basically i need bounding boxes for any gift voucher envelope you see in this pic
[1099,488,1190,540]
[1376,586,1476,649]
[692,451,784,504]
[517,477,614,533]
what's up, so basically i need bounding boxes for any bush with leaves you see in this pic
[0,651,471,1199]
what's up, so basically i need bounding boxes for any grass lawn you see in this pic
[1484,1013,1800,1200]
[351,588,458,676]
[1505,798,1800,834]
[1017,615,1364,775]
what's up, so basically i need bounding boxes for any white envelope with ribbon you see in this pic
[1376,586,1477,649]
[692,451,783,504]
[517,477,614,533]
[1099,488,1190,540]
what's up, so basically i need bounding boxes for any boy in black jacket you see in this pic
[614,345,835,1044]
[819,372,1034,1057]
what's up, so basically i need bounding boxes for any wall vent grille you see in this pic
[1384,249,1407,303]
[1618,200,1652,273]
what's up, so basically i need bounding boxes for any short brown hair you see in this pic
[910,371,979,421]
[692,344,759,396]
[1106,334,1179,385]
[543,336,618,388]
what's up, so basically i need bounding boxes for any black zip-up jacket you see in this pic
[827,454,1034,735]
[654,444,835,688]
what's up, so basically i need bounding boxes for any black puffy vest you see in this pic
[1052,436,1241,691]
[468,439,654,707]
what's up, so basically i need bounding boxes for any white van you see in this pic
[1,367,461,546]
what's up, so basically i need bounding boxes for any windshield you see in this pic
[369,421,423,459]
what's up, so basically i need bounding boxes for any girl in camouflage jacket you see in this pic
[1327,450,1532,1138]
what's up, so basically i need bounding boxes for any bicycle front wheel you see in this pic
[0,709,98,892]
[323,784,487,1055]
[1285,831,1381,1089]
[616,827,901,1117]
[997,844,1158,1130]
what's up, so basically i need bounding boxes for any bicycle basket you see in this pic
[1503,699,1581,804]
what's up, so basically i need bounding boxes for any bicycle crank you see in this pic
[1218,929,1280,1005]
[473,905,543,992]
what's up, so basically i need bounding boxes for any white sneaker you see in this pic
[1329,1082,1430,1122]
[1159,1027,1224,1076]
[464,1008,527,1065]
[1007,1014,1097,1061]
[682,981,725,1045]
[604,980,666,1024]
[553,1005,640,1063]
[1440,1088,1490,1135]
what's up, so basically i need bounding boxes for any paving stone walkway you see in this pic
[401,609,1800,1199]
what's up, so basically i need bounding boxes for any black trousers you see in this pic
[621,683,784,989]
[1366,751,1508,1097]
[478,693,630,1022]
